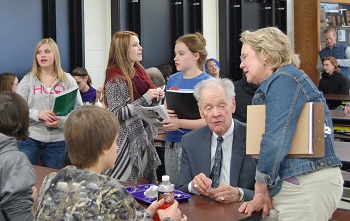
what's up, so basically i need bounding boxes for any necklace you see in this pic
[41,75,57,88]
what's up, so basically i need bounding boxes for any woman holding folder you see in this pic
[163,33,212,184]
[17,38,82,169]
[237,27,343,220]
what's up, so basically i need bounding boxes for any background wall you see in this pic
[84,0,294,87]
[138,0,174,70]
[83,0,111,88]
[0,0,293,86]
[202,0,219,60]
[0,0,81,80]
[0,0,43,79]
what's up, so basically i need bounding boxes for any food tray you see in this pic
[125,184,191,204]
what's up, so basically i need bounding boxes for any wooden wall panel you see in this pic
[294,0,350,86]
[294,0,319,85]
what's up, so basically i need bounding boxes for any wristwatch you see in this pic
[238,188,244,203]
[163,218,175,221]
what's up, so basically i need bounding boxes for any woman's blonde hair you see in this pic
[29,38,66,83]
[106,31,145,101]
[240,27,300,70]
[176,32,208,71]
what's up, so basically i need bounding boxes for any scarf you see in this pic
[105,64,155,100]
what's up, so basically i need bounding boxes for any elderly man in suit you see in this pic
[176,78,256,204]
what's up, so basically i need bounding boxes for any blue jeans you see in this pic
[19,137,66,169]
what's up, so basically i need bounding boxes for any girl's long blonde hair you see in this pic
[106,31,145,101]
[29,38,66,83]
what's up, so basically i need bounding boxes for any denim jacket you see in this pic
[252,64,342,197]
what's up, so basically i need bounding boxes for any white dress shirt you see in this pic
[188,119,235,193]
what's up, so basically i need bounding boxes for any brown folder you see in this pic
[246,102,325,158]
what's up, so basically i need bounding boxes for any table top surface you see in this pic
[330,110,350,122]
[334,141,350,164]
[324,94,350,101]
[33,165,260,221]
[33,165,58,189]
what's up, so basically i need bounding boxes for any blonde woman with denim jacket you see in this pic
[237,27,343,221]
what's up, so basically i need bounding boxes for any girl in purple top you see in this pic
[72,67,100,105]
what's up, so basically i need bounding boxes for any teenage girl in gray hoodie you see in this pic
[17,38,82,169]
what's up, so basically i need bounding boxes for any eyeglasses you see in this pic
[240,50,254,62]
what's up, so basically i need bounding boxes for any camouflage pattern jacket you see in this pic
[35,166,152,221]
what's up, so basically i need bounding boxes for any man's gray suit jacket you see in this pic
[176,119,256,201]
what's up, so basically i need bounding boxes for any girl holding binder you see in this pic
[237,27,343,220]
[17,38,83,169]
[162,33,212,184]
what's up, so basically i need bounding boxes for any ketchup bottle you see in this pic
[153,175,175,221]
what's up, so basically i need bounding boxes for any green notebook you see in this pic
[52,87,78,116]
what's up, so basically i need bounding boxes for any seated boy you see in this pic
[35,106,186,221]
[0,92,36,221]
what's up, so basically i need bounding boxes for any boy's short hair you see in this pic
[157,63,173,80]
[64,106,120,168]
[145,67,165,87]
[323,27,336,36]
[0,92,29,140]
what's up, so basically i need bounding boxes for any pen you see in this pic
[157,88,161,102]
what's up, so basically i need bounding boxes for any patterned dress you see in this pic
[35,166,152,221]
[104,74,161,183]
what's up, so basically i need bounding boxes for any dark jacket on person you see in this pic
[319,71,350,109]
[176,120,256,201]
[318,71,349,95]
[233,75,259,123]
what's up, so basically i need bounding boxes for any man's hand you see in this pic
[210,185,241,203]
[191,173,212,196]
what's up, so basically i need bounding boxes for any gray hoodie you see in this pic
[17,73,83,142]
[0,133,35,221]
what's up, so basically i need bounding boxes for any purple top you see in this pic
[80,86,96,105]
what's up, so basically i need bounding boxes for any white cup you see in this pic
[345,102,350,116]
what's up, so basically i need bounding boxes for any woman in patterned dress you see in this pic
[103,31,164,183]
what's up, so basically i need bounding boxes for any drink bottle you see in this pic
[153,175,175,221]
